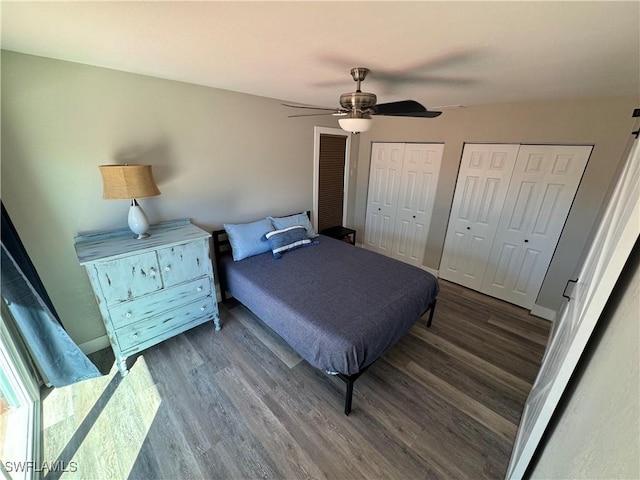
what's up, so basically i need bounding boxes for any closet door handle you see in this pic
[466,226,471,230]
[563,278,578,301]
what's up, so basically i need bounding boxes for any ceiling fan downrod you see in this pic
[350,67,369,92]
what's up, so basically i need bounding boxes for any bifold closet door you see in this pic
[481,145,592,308]
[439,144,520,289]
[364,143,405,256]
[441,143,592,310]
[364,143,443,267]
[391,143,444,266]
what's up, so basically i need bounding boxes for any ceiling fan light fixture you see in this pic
[338,116,373,133]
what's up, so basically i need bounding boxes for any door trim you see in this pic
[313,127,351,231]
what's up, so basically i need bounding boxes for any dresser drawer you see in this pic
[108,277,212,329]
[157,239,212,288]
[95,251,163,306]
[116,297,217,354]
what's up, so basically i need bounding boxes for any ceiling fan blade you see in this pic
[282,103,336,112]
[371,100,427,115]
[371,100,441,118]
[288,112,338,118]
[383,110,443,118]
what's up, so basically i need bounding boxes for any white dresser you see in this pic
[75,219,220,376]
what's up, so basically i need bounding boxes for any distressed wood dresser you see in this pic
[75,219,220,376]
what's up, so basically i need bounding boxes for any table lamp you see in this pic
[99,164,161,239]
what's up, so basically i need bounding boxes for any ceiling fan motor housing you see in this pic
[339,91,377,113]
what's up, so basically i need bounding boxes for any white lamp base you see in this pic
[128,199,150,239]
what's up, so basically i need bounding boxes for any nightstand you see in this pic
[320,226,356,245]
[75,219,220,376]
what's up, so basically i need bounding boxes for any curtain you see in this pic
[1,202,100,387]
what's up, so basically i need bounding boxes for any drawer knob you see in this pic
[132,333,138,339]
[165,266,171,272]
[125,312,132,318]
[200,306,206,311]
[150,268,157,277]
[197,286,203,292]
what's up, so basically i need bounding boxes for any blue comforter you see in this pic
[221,235,439,375]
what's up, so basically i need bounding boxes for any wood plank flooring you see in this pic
[41,280,550,479]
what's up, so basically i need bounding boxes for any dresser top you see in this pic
[74,219,211,265]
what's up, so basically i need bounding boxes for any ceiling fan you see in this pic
[284,67,442,133]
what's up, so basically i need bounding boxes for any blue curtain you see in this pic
[1,203,100,387]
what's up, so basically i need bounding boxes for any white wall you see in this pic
[530,245,639,479]
[354,97,637,313]
[1,51,338,346]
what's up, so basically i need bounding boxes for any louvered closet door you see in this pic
[392,143,444,267]
[481,145,592,308]
[364,143,405,256]
[439,144,520,289]
[317,134,348,232]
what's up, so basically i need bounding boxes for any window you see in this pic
[1,305,40,480]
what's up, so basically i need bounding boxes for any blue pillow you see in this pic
[262,225,314,259]
[267,212,318,239]
[223,219,274,261]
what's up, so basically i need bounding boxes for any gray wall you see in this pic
[353,97,637,313]
[1,51,339,346]
[1,50,636,349]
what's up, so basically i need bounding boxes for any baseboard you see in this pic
[78,335,110,355]
[530,304,556,322]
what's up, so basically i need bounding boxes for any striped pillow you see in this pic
[263,225,312,259]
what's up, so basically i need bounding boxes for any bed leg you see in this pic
[427,298,437,328]
[335,367,367,415]
[344,377,354,416]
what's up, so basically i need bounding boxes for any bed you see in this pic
[212,213,439,415]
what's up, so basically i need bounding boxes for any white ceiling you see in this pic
[2,1,639,111]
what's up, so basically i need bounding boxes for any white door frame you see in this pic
[312,127,351,231]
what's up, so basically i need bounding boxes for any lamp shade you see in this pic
[338,117,373,133]
[99,164,160,199]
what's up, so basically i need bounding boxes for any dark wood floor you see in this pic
[42,280,550,479]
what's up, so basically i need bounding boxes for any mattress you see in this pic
[220,235,439,375]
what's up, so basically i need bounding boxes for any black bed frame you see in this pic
[211,217,437,415]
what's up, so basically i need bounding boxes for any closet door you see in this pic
[364,143,405,256]
[439,144,520,289]
[481,145,592,308]
[317,133,348,232]
[392,143,444,267]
